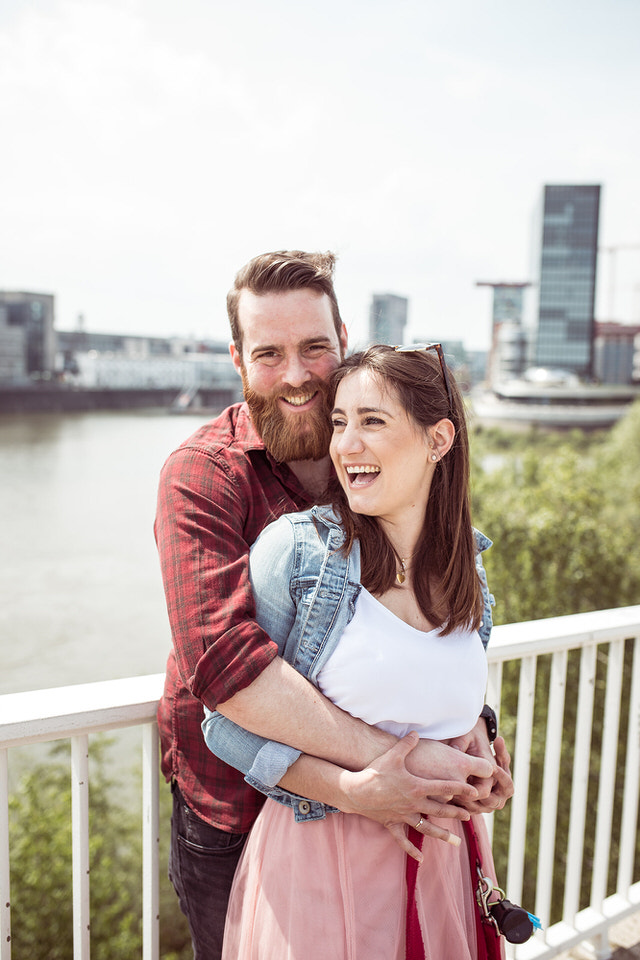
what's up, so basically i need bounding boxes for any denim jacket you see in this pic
[201,505,494,822]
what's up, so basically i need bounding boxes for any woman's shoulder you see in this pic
[472,527,493,554]
[253,505,345,550]
[250,506,358,584]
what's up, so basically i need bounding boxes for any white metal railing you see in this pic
[487,605,640,959]
[0,674,164,960]
[1,607,639,960]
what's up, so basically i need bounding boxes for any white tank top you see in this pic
[317,587,487,740]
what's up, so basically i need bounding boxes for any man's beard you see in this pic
[242,371,333,463]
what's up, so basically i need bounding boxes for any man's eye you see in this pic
[305,344,328,355]
[255,352,280,365]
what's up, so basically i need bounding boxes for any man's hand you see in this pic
[336,732,480,860]
[405,732,495,794]
[447,717,514,813]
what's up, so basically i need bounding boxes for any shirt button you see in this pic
[298,800,311,815]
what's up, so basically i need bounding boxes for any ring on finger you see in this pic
[415,816,424,830]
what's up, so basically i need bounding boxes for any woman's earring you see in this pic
[431,452,438,461]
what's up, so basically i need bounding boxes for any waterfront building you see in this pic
[594,321,640,385]
[529,184,601,378]
[0,291,55,384]
[369,293,408,344]
[476,281,531,384]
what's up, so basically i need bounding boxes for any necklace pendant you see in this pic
[396,570,406,585]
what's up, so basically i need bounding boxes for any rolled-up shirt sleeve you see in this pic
[154,443,279,711]
[200,516,308,799]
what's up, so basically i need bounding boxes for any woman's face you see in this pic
[330,368,436,528]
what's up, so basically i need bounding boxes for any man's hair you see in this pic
[227,250,342,357]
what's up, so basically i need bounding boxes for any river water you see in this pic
[1,410,210,697]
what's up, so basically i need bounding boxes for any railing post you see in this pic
[536,648,568,929]
[617,634,640,895]
[0,749,11,960]
[591,640,624,910]
[71,735,90,960]
[142,723,160,960]
[563,642,597,921]
[507,654,537,908]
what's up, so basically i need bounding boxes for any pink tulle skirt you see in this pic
[222,799,502,960]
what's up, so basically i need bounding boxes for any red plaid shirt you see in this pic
[155,403,312,832]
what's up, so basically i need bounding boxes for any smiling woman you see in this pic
[328,343,481,637]
[329,367,444,541]
[203,342,511,960]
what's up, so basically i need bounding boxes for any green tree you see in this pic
[471,423,640,625]
[470,403,640,922]
[9,738,191,960]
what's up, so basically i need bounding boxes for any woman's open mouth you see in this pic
[345,465,380,486]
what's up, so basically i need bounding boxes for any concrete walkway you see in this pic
[560,913,640,959]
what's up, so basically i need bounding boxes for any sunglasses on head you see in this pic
[393,342,454,414]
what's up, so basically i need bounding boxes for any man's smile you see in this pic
[281,391,318,408]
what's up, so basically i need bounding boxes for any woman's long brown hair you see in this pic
[328,344,483,636]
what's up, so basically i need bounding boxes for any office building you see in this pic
[369,294,408,345]
[0,292,55,383]
[594,322,640,385]
[476,281,531,384]
[530,184,601,378]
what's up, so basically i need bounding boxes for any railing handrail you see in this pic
[489,603,640,659]
[0,672,165,748]
[2,605,639,750]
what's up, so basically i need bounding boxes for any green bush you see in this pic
[470,401,640,922]
[9,737,191,960]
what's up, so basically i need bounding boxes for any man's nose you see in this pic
[281,353,311,388]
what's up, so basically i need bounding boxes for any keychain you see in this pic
[475,865,541,944]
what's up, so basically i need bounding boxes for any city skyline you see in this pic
[1,1,640,350]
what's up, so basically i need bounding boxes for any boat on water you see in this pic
[471,368,640,429]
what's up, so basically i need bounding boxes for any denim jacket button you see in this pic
[298,800,311,815]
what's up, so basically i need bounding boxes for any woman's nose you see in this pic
[335,423,364,454]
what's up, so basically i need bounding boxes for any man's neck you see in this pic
[287,455,332,500]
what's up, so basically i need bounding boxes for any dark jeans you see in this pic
[169,782,248,960]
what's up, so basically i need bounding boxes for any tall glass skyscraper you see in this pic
[532,184,601,377]
[368,294,408,345]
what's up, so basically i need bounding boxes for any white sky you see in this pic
[1,0,639,350]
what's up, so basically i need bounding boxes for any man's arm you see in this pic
[155,443,282,710]
[216,655,495,787]
[157,445,494,821]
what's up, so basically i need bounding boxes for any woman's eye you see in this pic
[364,416,384,426]
[331,419,346,429]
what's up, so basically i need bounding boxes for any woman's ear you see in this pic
[428,418,455,460]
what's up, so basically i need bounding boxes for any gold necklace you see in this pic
[396,555,413,585]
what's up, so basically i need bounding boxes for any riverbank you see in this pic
[0,383,238,414]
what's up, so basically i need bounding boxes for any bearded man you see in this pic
[155,251,511,959]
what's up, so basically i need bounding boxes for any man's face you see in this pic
[230,288,348,463]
